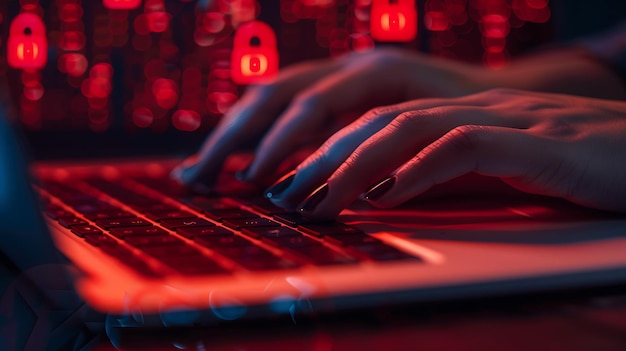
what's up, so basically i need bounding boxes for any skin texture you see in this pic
[173,48,626,218]
[282,89,626,218]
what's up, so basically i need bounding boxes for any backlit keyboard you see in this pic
[39,177,420,278]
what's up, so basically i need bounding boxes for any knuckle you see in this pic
[362,105,396,122]
[392,110,419,127]
[446,125,484,152]
[390,108,441,130]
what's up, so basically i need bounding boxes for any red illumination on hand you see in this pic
[231,21,279,85]
[7,13,48,70]
[103,0,142,10]
[370,0,417,42]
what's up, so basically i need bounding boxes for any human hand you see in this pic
[172,48,486,186]
[264,89,626,219]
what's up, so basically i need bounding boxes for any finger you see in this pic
[172,59,340,185]
[367,125,557,208]
[294,101,539,219]
[248,56,448,180]
[267,100,488,209]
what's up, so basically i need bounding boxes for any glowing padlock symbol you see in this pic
[370,0,417,42]
[231,21,279,85]
[7,13,48,70]
[103,0,142,10]
[241,54,268,76]
[381,12,407,32]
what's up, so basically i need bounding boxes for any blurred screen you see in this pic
[0,0,553,159]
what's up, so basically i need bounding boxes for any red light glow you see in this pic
[231,21,279,85]
[103,0,142,10]
[59,3,83,22]
[132,107,155,128]
[60,31,86,51]
[370,0,417,42]
[424,11,449,31]
[145,0,169,33]
[7,13,48,70]
[151,78,179,109]
[172,109,201,132]
[58,53,88,76]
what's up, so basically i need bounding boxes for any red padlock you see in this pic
[231,21,279,85]
[103,0,142,10]
[7,13,48,70]
[370,0,417,42]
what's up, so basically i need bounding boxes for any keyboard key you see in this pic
[241,226,300,239]
[266,235,320,248]
[85,179,157,206]
[58,216,88,228]
[272,212,310,226]
[244,197,290,215]
[132,203,179,213]
[73,202,119,214]
[194,235,251,248]
[84,233,118,247]
[134,176,192,198]
[183,197,238,212]
[125,235,184,247]
[146,210,196,221]
[176,226,233,239]
[110,226,168,238]
[204,209,259,221]
[84,210,134,221]
[160,218,214,230]
[222,218,280,230]
[299,223,363,237]
[70,225,102,237]
[95,218,152,230]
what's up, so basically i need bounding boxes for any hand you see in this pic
[266,89,626,219]
[172,48,487,186]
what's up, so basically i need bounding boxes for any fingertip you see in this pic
[362,176,406,209]
[170,162,199,185]
[363,176,396,202]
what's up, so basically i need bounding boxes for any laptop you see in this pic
[3,1,626,329]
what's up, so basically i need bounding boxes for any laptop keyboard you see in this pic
[38,177,420,278]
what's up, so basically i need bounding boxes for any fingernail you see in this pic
[298,183,329,214]
[364,176,396,201]
[235,165,251,182]
[265,170,296,199]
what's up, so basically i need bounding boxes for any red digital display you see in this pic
[370,0,418,42]
[231,21,279,85]
[7,13,48,70]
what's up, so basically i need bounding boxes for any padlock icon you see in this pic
[231,21,279,85]
[103,0,142,10]
[7,13,48,70]
[370,0,418,42]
